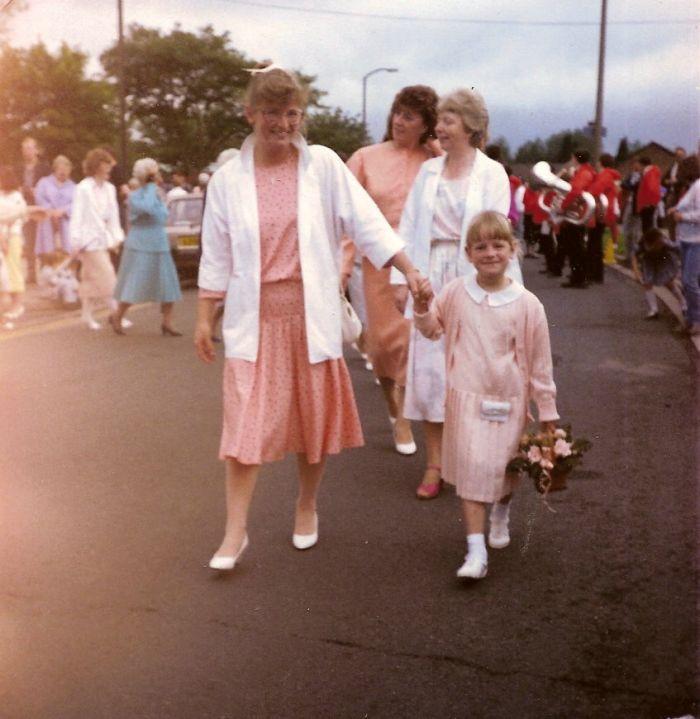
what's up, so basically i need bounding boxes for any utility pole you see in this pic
[592,0,607,162]
[117,0,127,170]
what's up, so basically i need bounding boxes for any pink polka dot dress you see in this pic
[200,151,364,465]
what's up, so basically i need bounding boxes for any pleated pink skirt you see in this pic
[219,280,364,465]
[442,387,525,502]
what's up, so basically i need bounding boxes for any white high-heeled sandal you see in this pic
[292,513,318,550]
[209,533,249,570]
[390,417,417,455]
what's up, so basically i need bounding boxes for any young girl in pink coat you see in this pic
[413,211,559,579]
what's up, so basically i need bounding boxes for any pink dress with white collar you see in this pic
[414,275,559,502]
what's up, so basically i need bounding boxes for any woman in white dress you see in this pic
[391,88,522,499]
[69,148,125,330]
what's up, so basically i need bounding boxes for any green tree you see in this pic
[305,107,369,159]
[487,135,512,164]
[0,41,117,167]
[514,138,546,164]
[101,24,325,171]
[515,128,594,164]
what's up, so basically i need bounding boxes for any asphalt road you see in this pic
[1,260,697,719]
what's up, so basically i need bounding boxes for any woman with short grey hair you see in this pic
[392,87,522,500]
[110,157,182,335]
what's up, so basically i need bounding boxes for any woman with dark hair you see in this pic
[341,85,441,459]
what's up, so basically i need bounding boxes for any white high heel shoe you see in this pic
[390,417,417,455]
[292,513,318,550]
[208,533,249,570]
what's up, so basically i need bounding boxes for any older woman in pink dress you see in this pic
[342,86,440,458]
[195,67,429,571]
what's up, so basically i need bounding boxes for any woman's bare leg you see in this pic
[212,458,260,558]
[112,301,131,324]
[161,301,175,329]
[295,454,326,535]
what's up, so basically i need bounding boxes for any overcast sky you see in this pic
[7,0,700,155]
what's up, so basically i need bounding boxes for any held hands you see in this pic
[540,421,557,435]
[194,321,216,364]
[408,271,434,315]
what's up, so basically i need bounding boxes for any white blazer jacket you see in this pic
[390,149,522,312]
[198,134,404,363]
[69,178,124,252]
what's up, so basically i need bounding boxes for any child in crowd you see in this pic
[413,211,559,579]
[632,227,685,320]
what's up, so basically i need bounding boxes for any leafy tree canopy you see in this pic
[305,107,369,160]
[0,41,116,168]
[100,24,326,171]
[515,128,594,164]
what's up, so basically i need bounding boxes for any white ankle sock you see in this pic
[644,290,658,313]
[491,501,510,524]
[467,533,487,563]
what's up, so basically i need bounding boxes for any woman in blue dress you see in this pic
[110,158,182,336]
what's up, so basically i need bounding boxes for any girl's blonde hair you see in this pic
[438,88,489,148]
[466,211,519,252]
[243,65,309,109]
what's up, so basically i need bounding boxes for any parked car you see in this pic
[166,194,204,277]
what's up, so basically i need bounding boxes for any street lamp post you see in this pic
[117,0,127,171]
[362,67,398,132]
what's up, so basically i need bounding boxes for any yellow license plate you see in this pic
[178,235,199,247]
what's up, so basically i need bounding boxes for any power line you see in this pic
[223,0,699,27]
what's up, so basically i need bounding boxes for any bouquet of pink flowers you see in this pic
[507,425,591,494]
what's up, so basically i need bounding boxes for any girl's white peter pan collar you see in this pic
[463,275,524,306]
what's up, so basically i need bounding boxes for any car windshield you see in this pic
[168,198,203,225]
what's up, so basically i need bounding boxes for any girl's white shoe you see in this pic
[456,554,488,579]
[209,533,249,571]
[85,319,102,331]
[121,317,133,329]
[488,519,510,549]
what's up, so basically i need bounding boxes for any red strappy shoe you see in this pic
[416,464,443,500]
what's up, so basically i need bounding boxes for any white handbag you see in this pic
[340,292,362,344]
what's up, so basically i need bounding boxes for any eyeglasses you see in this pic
[260,109,304,124]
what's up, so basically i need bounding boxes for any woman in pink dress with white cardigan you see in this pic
[195,66,430,571]
[413,211,558,580]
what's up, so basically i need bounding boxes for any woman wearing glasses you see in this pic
[195,66,429,571]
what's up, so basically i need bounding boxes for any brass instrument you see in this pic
[531,161,595,226]
[595,193,609,223]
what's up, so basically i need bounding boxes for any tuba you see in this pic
[531,161,595,225]
[595,193,609,224]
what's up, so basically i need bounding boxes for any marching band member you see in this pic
[556,149,596,288]
[636,156,662,234]
[586,153,621,283]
